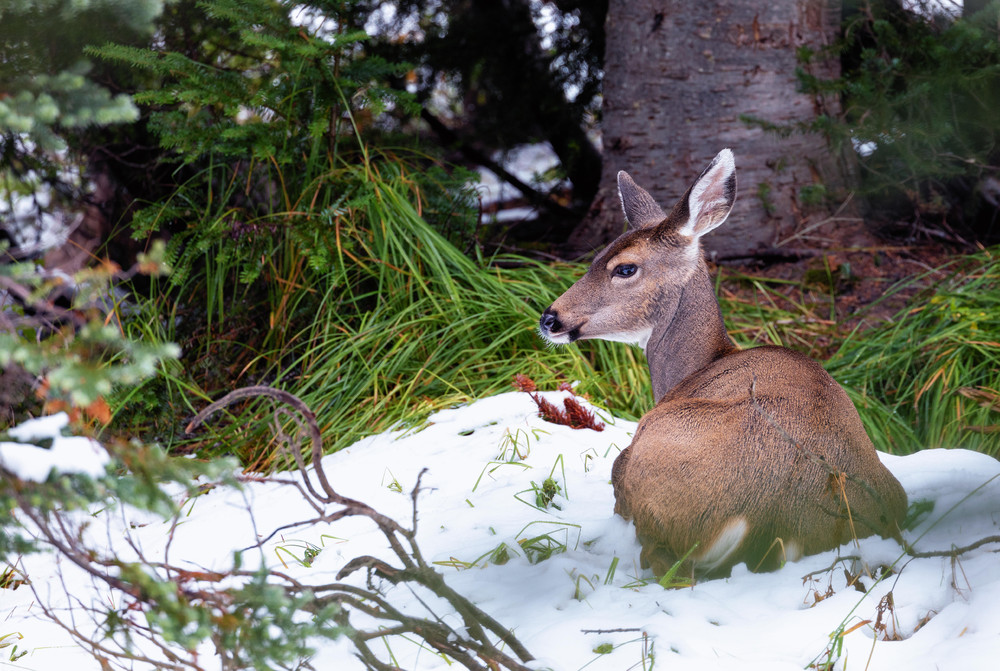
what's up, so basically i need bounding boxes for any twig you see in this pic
[747,374,890,537]
[776,192,860,247]
[189,384,537,670]
[420,109,579,219]
[906,535,1000,559]
[9,382,539,671]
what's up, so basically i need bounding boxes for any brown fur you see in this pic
[540,150,907,577]
[615,346,906,576]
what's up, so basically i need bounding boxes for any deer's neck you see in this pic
[645,263,736,402]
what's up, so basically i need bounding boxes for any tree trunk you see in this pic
[568,0,843,260]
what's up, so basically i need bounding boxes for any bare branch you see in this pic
[186,385,536,669]
[747,374,892,538]
[907,535,1000,559]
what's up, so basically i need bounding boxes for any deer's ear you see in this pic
[677,149,737,239]
[618,171,666,230]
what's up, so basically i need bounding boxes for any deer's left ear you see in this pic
[678,149,737,239]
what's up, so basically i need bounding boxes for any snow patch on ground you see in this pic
[5,393,1000,670]
[1,412,109,482]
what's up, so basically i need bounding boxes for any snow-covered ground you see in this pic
[475,143,566,219]
[4,390,1000,670]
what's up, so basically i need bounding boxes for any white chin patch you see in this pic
[539,328,572,345]
[541,327,651,348]
[599,328,652,349]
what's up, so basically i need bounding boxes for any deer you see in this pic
[539,149,907,577]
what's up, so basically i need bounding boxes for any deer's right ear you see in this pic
[618,171,666,230]
[677,149,737,239]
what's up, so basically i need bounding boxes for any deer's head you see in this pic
[539,149,737,349]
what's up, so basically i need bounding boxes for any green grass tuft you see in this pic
[122,157,652,466]
[116,151,1000,465]
[826,249,1000,455]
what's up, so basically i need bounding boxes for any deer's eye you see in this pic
[613,263,638,278]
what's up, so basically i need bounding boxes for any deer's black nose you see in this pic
[539,308,561,334]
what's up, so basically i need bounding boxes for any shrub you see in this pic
[798,1,1000,243]
[827,247,1000,455]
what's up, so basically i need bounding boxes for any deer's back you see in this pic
[613,346,907,576]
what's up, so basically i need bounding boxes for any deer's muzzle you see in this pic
[539,308,577,344]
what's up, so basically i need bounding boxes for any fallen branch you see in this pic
[907,535,1000,559]
[11,384,537,670]
[189,385,537,670]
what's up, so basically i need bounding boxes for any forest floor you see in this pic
[722,219,959,329]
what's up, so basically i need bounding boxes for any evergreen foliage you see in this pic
[0,0,162,253]
[0,0,163,143]
[0,0,160,147]
[1,405,352,668]
[362,0,605,209]
[90,0,475,287]
[95,1,417,163]
[799,0,1000,242]
[0,244,178,425]
[81,0,487,448]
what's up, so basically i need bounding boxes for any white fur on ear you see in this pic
[679,148,737,238]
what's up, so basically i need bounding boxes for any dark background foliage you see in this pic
[2,0,999,457]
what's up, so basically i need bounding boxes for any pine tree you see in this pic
[0,0,163,250]
[0,0,162,148]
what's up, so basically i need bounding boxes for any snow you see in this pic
[4,392,1000,670]
[904,0,963,19]
[0,136,87,256]
[476,143,564,210]
[0,412,109,482]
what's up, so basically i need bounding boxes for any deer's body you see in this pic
[540,149,907,577]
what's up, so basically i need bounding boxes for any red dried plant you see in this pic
[561,396,604,431]
[513,375,604,431]
[512,374,537,392]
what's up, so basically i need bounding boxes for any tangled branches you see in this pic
[7,386,535,671]
[187,386,537,670]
